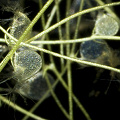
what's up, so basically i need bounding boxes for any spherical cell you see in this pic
[16,72,55,100]
[7,11,32,47]
[80,39,109,61]
[13,50,42,80]
[10,11,31,40]
[95,14,119,36]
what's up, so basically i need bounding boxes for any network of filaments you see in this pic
[0,0,120,120]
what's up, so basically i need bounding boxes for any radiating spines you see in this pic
[0,0,22,13]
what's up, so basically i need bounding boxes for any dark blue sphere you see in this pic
[80,39,108,60]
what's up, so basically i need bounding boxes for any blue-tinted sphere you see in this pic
[80,39,109,60]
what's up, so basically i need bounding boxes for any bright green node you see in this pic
[95,14,119,36]
[12,50,42,81]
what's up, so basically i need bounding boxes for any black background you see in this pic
[0,0,120,120]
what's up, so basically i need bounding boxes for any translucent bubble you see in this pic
[95,14,119,36]
[6,11,32,46]
[11,11,31,39]
[80,39,111,65]
[12,50,42,81]
[15,72,55,100]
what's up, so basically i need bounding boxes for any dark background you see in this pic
[0,0,120,120]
